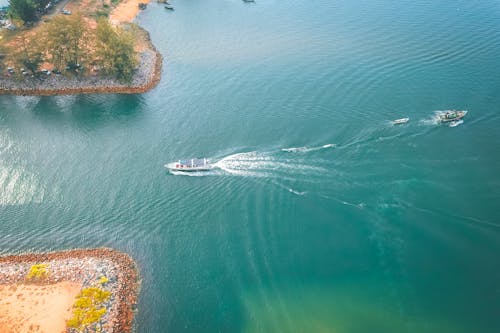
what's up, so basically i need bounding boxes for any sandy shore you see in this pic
[0,248,140,333]
[110,0,152,24]
[0,282,82,333]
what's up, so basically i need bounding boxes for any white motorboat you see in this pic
[392,117,409,125]
[449,119,464,127]
[165,158,211,172]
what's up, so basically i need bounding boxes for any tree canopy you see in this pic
[11,34,45,74]
[8,0,37,24]
[44,14,90,70]
[1,14,139,81]
[95,18,137,82]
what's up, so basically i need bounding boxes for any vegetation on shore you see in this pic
[0,248,141,333]
[1,0,140,82]
[26,263,50,281]
[67,285,112,332]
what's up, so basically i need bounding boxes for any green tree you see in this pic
[33,0,51,12]
[95,18,137,82]
[45,14,89,71]
[8,0,37,24]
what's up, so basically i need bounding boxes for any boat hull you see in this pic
[392,118,409,125]
[165,159,211,172]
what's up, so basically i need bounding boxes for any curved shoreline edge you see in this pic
[0,248,140,333]
[0,27,163,97]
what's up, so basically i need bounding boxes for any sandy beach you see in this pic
[0,282,82,333]
[110,0,152,24]
[0,248,140,333]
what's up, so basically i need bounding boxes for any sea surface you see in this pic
[1,0,500,332]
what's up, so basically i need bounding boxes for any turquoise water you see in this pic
[1,0,500,332]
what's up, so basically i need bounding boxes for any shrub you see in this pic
[26,263,49,281]
[67,286,111,332]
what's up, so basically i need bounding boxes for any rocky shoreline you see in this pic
[0,30,162,96]
[0,248,140,333]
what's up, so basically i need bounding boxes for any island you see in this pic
[0,0,162,95]
[0,248,140,333]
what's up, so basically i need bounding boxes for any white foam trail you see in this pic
[288,188,306,196]
[376,133,402,142]
[418,110,445,126]
[282,143,335,153]
[214,151,327,177]
[419,116,441,126]
[214,151,274,177]
[270,180,307,196]
[320,194,365,209]
[282,147,308,153]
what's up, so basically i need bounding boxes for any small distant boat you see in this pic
[165,4,174,10]
[392,117,409,125]
[243,0,255,2]
[165,158,211,172]
[449,119,464,127]
[438,110,467,123]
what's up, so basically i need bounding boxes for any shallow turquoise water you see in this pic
[1,0,500,332]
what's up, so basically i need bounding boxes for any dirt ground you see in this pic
[110,0,152,24]
[1,0,148,49]
[0,282,82,333]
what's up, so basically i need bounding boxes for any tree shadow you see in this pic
[0,94,145,129]
[21,93,146,129]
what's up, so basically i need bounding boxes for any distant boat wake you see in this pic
[281,143,336,153]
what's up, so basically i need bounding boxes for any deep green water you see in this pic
[1,0,500,332]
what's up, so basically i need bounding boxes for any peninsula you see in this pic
[0,248,140,333]
[0,0,162,95]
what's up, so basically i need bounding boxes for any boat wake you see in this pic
[419,112,443,126]
[288,188,306,196]
[213,151,275,177]
[213,150,328,178]
[281,143,336,153]
[170,146,332,189]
